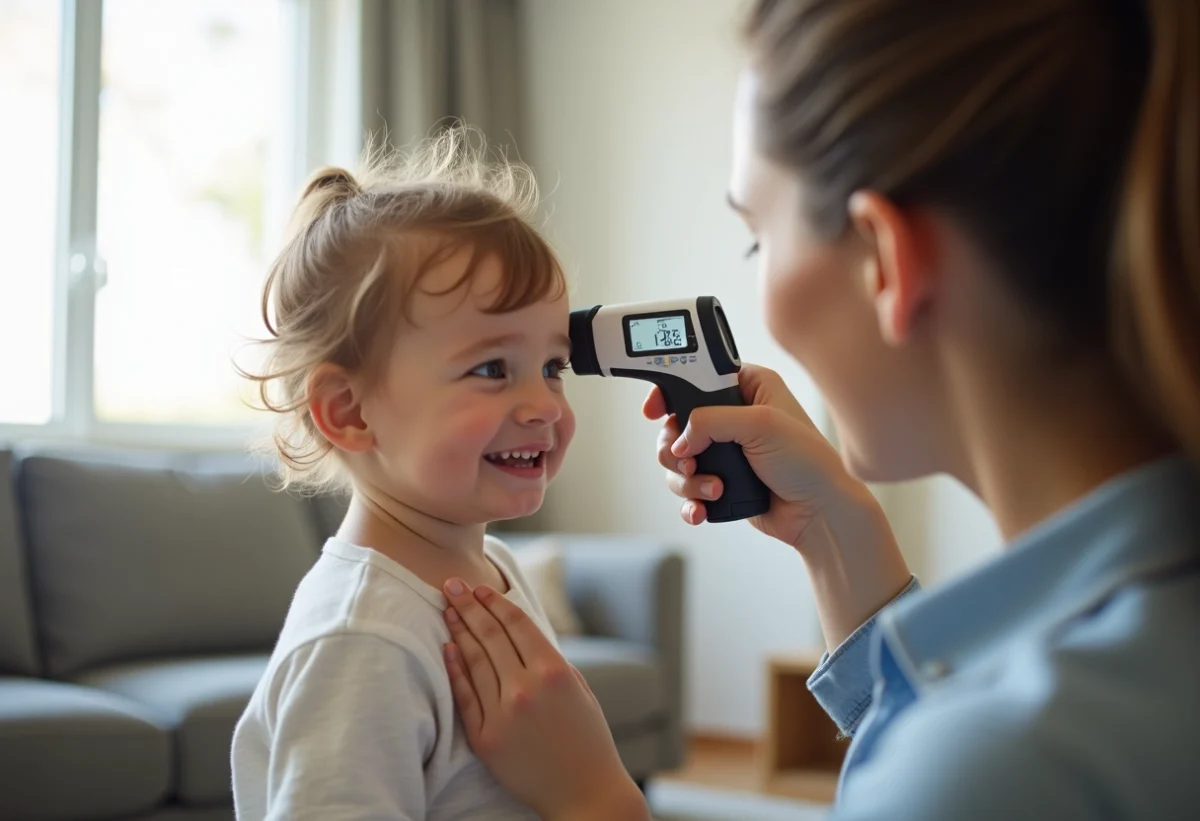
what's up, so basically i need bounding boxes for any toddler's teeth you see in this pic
[501,451,511,459]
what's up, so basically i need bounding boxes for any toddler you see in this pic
[231,129,576,820]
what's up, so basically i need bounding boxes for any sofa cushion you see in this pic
[78,654,269,804]
[0,676,170,821]
[0,450,38,675]
[17,448,321,677]
[558,636,666,735]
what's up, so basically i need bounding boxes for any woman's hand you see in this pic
[646,363,912,649]
[440,579,651,821]
[645,363,852,544]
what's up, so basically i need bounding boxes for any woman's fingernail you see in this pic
[445,607,460,624]
[671,437,687,457]
[446,578,465,596]
[678,459,690,476]
[701,482,716,499]
[444,643,460,662]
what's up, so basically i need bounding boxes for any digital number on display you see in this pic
[627,315,689,352]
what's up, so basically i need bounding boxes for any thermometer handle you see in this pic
[613,369,771,523]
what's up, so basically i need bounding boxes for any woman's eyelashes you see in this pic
[467,357,571,381]
[744,241,760,259]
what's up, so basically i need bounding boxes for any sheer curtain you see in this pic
[359,0,524,152]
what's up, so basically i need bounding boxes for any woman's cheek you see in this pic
[760,253,812,359]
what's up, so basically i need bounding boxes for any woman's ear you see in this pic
[847,191,935,346]
[307,363,373,454]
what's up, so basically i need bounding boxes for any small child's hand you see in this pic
[441,580,650,821]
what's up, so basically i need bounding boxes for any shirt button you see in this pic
[921,659,950,680]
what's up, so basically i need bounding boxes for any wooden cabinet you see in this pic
[761,653,849,803]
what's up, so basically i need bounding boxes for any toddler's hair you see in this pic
[241,127,565,491]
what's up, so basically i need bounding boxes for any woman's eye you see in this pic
[544,358,571,379]
[469,360,507,380]
[744,241,760,259]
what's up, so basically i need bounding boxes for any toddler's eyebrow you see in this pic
[453,332,571,361]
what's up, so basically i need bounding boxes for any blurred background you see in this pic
[0,2,1001,818]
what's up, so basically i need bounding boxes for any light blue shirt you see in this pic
[809,455,1200,820]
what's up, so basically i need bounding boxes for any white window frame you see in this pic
[0,0,364,450]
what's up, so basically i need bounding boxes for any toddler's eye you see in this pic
[469,360,507,380]
[544,358,570,379]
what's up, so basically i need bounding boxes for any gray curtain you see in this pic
[359,0,524,152]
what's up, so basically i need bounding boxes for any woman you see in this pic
[438,0,1200,818]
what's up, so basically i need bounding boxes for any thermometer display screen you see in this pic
[623,311,698,357]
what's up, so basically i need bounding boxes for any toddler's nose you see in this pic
[515,382,563,426]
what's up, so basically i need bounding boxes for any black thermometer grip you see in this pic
[613,369,772,523]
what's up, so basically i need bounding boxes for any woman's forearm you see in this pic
[553,788,651,821]
[799,477,913,651]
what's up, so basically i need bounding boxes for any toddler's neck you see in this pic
[334,487,508,594]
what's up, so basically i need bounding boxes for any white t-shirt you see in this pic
[231,535,556,820]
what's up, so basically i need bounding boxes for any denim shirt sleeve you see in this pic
[806,577,920,735]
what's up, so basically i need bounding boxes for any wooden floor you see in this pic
[656,736,838,805]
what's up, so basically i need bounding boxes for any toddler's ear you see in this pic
[307,363,373,453]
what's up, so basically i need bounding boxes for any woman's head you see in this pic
[245,128,575,524]
[732,0,1199,483]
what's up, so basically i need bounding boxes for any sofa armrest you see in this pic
[505,533,685,769]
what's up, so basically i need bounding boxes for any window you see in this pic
[0,0,60,426]
[94,0,286,425]
[0,0,358,442]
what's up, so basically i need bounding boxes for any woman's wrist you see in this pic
[798,475,912,650]
[552,779,650,821]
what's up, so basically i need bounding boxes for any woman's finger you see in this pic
[444,643,484,739]
[444,579,527,682]
[472,585,559,667]
[570,664,601,707]
[444,605,501,708]
[681,499,708,526]
[642,386,668,420]
[657,418,693,476]
[664,469,723,502]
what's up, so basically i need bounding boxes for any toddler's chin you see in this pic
[493,488,546,522]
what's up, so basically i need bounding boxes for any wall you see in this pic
[519,0,1002,736]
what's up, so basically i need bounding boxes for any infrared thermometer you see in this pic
[569,297,771,523]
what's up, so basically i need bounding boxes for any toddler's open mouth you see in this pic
[484,449,547,470]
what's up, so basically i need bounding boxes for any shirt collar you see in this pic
[879,454,1200,687]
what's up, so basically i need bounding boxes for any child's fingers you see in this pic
[444,643,484,739]
[471,584,559,668]
[444,605,501,708]
[444,579,526,682]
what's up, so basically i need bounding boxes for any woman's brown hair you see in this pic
[240,127,564,490]
[744,0,1199,460]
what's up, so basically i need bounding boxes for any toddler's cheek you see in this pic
[445,406,506,450]
[549,409,577,475]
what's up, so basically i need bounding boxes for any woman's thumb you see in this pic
[670,405,764,458]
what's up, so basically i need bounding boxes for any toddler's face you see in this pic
[357,248,576,523]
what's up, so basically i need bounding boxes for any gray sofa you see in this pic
[0,445,684,821]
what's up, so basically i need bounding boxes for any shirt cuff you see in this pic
[807,576,921,736]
